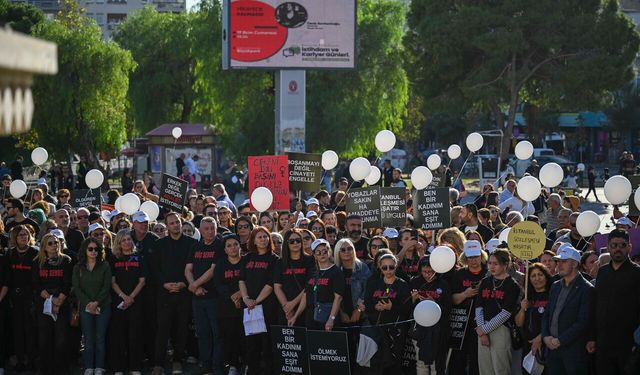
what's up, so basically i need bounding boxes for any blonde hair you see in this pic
[36,233,64,266]
[334,238,362,269]
[111,229,135,260]
[437,227,466,256]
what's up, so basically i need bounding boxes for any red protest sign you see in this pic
[248,155,290,211]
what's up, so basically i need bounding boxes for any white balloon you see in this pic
[517,175,542,202]
[539,163,564,188]
[172,126,182,139]
[430,246,456,274]
[321,150,339,170]
[140,200,160,221]
[85,169,104,190]
[375,130,396,153]
[349,157,371,181]
[604,175,632,205]
[121,193,141,215]
[365,166,381,185]
[251,187,273,212]
[447,144,462,160]
[635,187,640,213]
[576,211,600,237]
[114,196,123,212]
[515,141,534,160]
[411,166,433,190]
[31,147,48,166]
[427,154,441,170]
[577,163,586,172]
[9,180,27,198]
[413,300,442,327]
[498,227,511,243]
[465,132,484,152]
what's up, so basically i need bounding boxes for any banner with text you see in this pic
[158,173,188,212]
[271,326,308,375]
[346,187,382,228]
[287,152,322,192]
[71,189,101,208]
[449,301,474,350]
[307,330,350,375]
[248,155,290,211]
[380,187,406,227]
[412,187,451,230]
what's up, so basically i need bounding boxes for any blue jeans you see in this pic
[192,298,223,374]
[80,308,111,369]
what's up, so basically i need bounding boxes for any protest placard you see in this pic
[158,173,188,211]
[71,189,101,208]
[248,155,290,211]
[271,326,308,375]
[346,187,382,228]
[380,187,406,227]
[412,187,451,230]
[288,152,322,192]
[307,330,350,375]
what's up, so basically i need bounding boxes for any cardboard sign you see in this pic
[271,326,309,375]
[287,152,322,192]
[346,187,382,228]
[380,187,406,227]
[412,187,451,230]
[70,189,101,208]
[307,330,350,375]
[508,221,546,260]
[158,173,188,212]
[248,155,290,211]
[449,303,474,350]
[401,335,417,373]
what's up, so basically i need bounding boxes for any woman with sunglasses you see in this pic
[303,239,344,331]
[274,229,314,327]
[309,218,327,239]
[474,249,521,375]
[56,189,71,209]
[409,255,452,374]
[7,225,39,371]
[334,238,370,325]
[366,236,389,270]
[152,223,167,238]
[364,253,411,373]
[238,226,279,375]
[33,232,74,375]
[108,230,147,375]
[299,229,316,255]
[214,235,245,375]
[218,206,235,231]
[72,238,112,375]
[515,263,552,362]
[234,216,254,255]
[487,205,506,233]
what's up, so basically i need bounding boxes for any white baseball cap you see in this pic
[132,211,150,223]
[463,240,483,257]
[306,198,320,206]
[553,245,581,263]
[383,228,399,239]
[485,238,501,254]
[306,210,318,218]
[88,223,104,234]
[615,217,633,227]
[311,239,330,252]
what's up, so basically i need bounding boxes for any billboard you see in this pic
[224,0,356,69]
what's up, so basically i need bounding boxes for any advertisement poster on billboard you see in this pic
[227,0,356,69]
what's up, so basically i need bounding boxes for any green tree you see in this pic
[113,6,194,135]
[0,0,44,34]
[405,0,640,155]
[31,0,135,168]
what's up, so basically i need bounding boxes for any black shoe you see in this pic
[197,368,214,375]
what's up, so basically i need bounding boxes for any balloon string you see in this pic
[335,180,357,208]
[451,151,475,188]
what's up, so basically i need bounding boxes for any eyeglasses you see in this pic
[59,195,69,198]
[237,224,250,230]
[273,241,283,245]
[86,246,99,253]
[314,249,329,255]
[288,238,302,244]
[46,241,58,246]
[370,244,384,250]
[610,242,628,249]
[381,265,396,271]
[303,236,312,241]
[340,246,354,253]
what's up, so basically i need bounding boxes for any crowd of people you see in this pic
[0,165,639,375]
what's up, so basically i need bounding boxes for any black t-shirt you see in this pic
[110,253,147,299]
[0,251,7,292]
[153,234,196,290]
[32,255,73,297]
[522,289,549,341]
[409,275,452,332]
[64,228,85,254]
[364,276,411,324]
[475,275,520,321]
[306,264,345,304]
[5,217,39,236]
[187,239,224,299]
[7,246,39,292]
[131,231,158,285]
[399,256,420,281]
[239,252,279,299]
[214,256,245,318]
[342,268,354,314]
[353,236,370,260]
[273,255,314,300]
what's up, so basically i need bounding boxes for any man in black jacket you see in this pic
[588,229,640,375]
[459,203,494,244]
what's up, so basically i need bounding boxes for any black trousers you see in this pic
[155,291,190,365]
[142,286,157,363]
[596,351,632,375]
[10,293,37,364]
[448,331,479,375]
[109,301,144,372]
[218,316,243,369]
[37,304,69,375]
[0,301,7,368]
[245,332,273,375]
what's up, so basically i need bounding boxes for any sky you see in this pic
[186,0,197,11]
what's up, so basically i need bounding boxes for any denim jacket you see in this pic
[342,260,372,309]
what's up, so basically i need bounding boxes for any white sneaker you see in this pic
[130,372,142,375]
[186,356,198,364]
[84,369,94,375]
[95,368,105,375]
[114,372,124,375]
[228,366,238,375]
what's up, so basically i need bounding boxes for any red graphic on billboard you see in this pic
[230,0,288,62]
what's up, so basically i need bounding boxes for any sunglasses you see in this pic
[87,246,99,253]
[381,265,396,271]
[273,241,283,245]
[288,238,302,244]
[303,236,312,241]
[610,242,628,249]
[237,224,251,230]
[155,228,165,233]
[340,246,354,253]
[59,195,69,198]
[370,244,384,250]
[314,249,329,255]
[46,241,58,246]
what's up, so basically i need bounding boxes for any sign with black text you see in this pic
[449,304,473,350]
[271,326,308,375]
[158,173,188,211]
[412,187,451,230]
[287,152,322,192]
[380,187,406,227]
[307,330,350,375]
[71,189,101,208]
[346,187,382,228]
[401,335,417,374]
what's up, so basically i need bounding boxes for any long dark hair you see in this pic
[77,237,106,266]
[247,226,274,254]
[527,262,552,295]
[281,228,304,269]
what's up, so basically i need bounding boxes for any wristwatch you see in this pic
[330,315,336,320]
